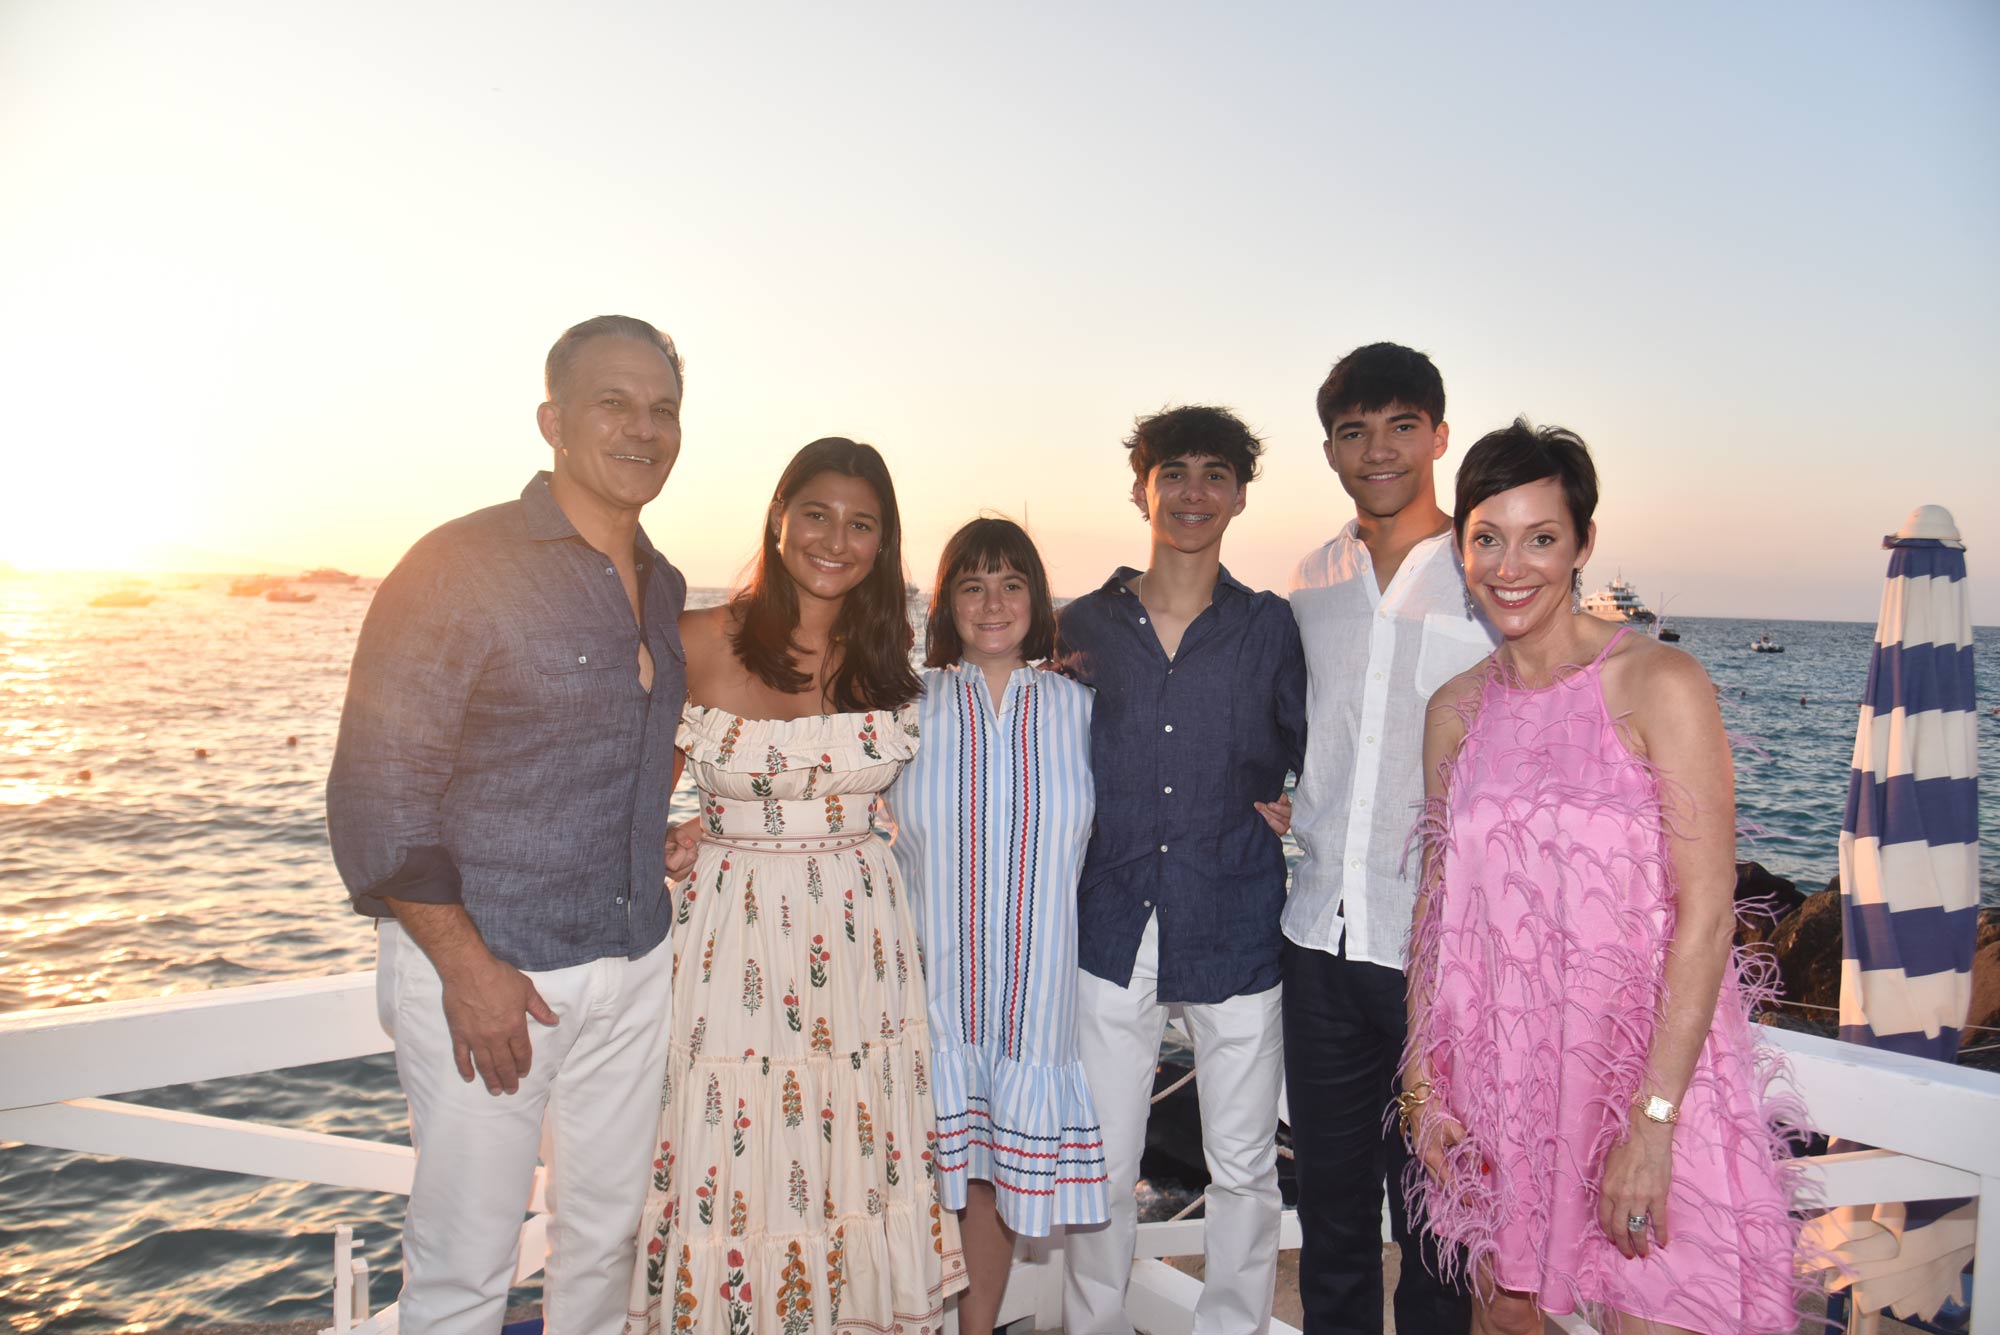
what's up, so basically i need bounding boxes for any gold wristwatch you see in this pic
[1633,1093,1679,1125]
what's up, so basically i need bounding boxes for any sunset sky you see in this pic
[3,1,1996,621]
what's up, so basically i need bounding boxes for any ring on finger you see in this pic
[1625,1212,1649,1233]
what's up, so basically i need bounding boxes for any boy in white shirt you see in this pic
[1284,343,1496,1335]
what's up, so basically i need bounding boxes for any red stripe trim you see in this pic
[963,681,981,1047]
[1005,682,1033,1055]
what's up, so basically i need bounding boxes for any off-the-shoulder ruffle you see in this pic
[677,704,918,771]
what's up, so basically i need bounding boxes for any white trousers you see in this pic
[1063,915,1285,1335]
[376,922,674,1335]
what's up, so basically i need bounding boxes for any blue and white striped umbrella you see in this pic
[1813,506,1980,1323]
[1838,504,1980,1059]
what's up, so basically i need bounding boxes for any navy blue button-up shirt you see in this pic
[1055,566,1307,1003]
[327,473,687,971]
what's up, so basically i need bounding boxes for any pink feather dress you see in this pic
[1403,631,1804,1332]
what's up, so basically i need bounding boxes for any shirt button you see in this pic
[1374,672,1385,682]
[1139,616,1148,625]
[1163,786,1173,795]
[578,655,588,664]
[1357,797,1368,808]
[615,895,627,905]
[1159,844,1169,853]
[1350,859,1362,870]
[1366,735,1377,745]
[1164,724,1174,733]
[605,567,614,575]
[1142,899,1153,908]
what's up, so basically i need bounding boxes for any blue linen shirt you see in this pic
[1054,566,1307,1003]
[326,473,687,972]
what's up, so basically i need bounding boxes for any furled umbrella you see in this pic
[1810,504,1980,1325]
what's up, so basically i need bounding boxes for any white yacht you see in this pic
[1581,575,1657,625]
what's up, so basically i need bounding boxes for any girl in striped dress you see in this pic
[890,518,1108,1333]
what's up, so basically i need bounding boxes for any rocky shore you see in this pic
[1735,862,2000,1066]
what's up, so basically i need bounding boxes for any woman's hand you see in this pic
[1598,1118,1674,1259]
[1400,1077,1465,1186]
[1254,793,1293,837]
[664,817,703,881]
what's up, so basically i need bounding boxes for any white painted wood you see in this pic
[514,1212,550,1284]
[1132,1210,1302,1259]
[1766,1027,2000,1176]
[0,1097,415,1194]
[1807,1147,1981,1208]
[1544,1311,1597,1334]
[0,972,386,1108]
[333,1227,355,1335]
[1974,1176,1999,1335]
[1124,1257,1303,1335]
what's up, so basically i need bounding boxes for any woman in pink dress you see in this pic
[1399,419,1803,1334]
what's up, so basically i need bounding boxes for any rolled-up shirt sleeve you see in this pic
[326,538,489,918]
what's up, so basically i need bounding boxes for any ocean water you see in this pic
[1,574,1996,1332]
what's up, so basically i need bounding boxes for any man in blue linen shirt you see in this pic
[1056,405,1306,1335]
[327,315,689,1335]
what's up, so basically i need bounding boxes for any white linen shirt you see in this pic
[1284,523,1498,968]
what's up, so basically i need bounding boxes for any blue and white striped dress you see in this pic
[890,664,1108,1235]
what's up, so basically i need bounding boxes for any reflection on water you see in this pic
[1,573,1995,1329]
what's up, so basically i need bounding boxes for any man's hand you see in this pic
[1254,793,1293,837]
[387,900,559,1097]
[439,951,559,1095]
[664,817,703,881]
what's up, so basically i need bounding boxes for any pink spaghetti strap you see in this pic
[1590,624,1631,668]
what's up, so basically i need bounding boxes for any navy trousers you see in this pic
[1282,938,1468,1335]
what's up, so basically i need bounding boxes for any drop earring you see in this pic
[1463,584,1477,619]
[1571,570,1584,614]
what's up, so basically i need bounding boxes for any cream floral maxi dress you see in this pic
[626,706,967,1335]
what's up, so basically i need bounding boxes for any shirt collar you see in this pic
[522,472,579,542]
[1098,563,1252,601]
[521,470,662,564]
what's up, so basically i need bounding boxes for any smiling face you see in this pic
[1461,476,1596,639]
[948,563,1033,671]
[1132,453,1246,555]
[536,335,683,514]
[1325,402,1447,522]
[772,471,884,605]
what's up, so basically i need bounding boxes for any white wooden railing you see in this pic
[2,975,1996,1334]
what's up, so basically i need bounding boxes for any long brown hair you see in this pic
[729,438,921,711]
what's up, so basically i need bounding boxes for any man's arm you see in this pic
[326,542,555,1095]
[1272,601,1308,775]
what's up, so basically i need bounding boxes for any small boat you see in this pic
[299,567,360,585]
[89,589,155,608]
[1751,633,1784,653]
[1657,625,1682,643]
[1581,576,1657,625]
[229,575,281,597]
[266,588,318,604]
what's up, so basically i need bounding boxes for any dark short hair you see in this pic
[1125,405,1263,486]
[1315,342,1445,435]
[545,315,683,400]
[1452,417,1599,548]
[729,437,920,711]
[923,518,1057,667]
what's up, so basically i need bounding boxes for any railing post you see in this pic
[331,1227,354,1335]
[1974,1175,1998,1334]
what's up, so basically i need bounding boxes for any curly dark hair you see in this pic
[1124,405,1263,486]
[729,438,921,711]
